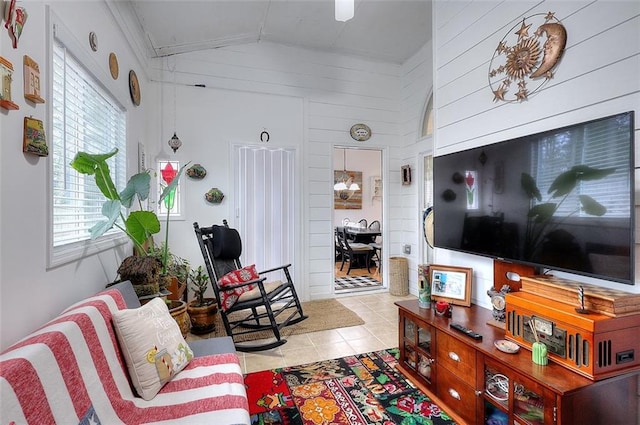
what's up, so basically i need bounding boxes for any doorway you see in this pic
[333,147,383,294]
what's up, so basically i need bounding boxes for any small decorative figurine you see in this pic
[575,285,589,314]
[487,284,511,322]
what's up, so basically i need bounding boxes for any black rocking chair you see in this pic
[193,220,308,352]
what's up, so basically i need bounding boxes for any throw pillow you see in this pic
[218,264,260,311]
[112,297,194,400]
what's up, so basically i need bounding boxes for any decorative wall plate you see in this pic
[350,123,371,141]
[89,32,98,51]
[109,52,119,80]
[186,163,207,179]
[129,70,140,106]
[205,188,224,204]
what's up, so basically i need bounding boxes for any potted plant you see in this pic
[70,149,187,297]
[187,265,218,334]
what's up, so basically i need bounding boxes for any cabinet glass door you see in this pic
[513,380,545,425]
[403,318,417,369]
[484,364,509,410]
[416,325,434,382]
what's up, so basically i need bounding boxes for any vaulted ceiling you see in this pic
[118,0,431,64]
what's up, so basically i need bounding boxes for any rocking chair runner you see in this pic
[193,220,307,352]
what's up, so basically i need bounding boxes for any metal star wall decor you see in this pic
[489,12,567,103]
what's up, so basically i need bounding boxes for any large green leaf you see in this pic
[528,203,557,223]
[70,149,120,200]
[521,173,541,201]
[89,200,121,239]
[579,195,607,216]
[573,165,616,181]
[120,172,151,208]
[548,169,578,198]
[125,210,161,247]
[549,165,616,198]
[158,163,190,207]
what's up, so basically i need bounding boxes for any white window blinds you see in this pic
[531,116,631,218]
[51,39,127,257]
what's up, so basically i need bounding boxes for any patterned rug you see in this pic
[335,275,382,291]
[245,348,457,425]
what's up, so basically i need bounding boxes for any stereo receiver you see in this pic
[506,291,640,380]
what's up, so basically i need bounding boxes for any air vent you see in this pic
[598,340,612,367]
[568,333,590,367]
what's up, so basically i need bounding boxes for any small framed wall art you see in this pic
[430,264,472,307]
[23,116,48,156]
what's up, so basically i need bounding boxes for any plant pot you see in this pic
[187,299,218,335]
[168,300,190,337]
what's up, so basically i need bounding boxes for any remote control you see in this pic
[450,323,483,341]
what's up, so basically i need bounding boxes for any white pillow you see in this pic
[112,297,194,400]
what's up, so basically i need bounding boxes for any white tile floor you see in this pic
[238,291,416,374]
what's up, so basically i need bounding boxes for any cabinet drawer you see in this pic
[437,330,476,385]
[437,366,478,424]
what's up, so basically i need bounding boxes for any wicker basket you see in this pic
[389,256,409,296]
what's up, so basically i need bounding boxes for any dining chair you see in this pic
[358,218,368,228]
[336,227,374,275]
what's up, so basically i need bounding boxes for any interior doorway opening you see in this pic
[332,147,383,294]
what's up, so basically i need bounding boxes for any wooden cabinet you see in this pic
[396,300,640,425]
[398,310,436,392]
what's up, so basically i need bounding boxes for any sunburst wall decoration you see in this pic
[489,12,567,103]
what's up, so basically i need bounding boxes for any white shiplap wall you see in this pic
[151,42,409,300]
[433,0,640,306]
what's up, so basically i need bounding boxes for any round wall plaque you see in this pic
[109,52,119,80]
[89,31,98,51]
[350,123,371,141]
[129,69,140,106]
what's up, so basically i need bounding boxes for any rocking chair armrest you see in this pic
[259,264,292,274]
[217,276,266,291]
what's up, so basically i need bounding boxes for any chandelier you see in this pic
[334,148,360,191]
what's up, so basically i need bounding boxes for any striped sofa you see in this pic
[0,281,250,425]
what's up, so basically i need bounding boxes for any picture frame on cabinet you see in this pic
[430,264,472,307]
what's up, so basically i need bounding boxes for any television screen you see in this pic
[433,111,635,284]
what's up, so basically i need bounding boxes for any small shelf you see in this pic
[0,99,19,110]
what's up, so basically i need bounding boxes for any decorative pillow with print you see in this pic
[218,264,260,311]
[112,297,194,400]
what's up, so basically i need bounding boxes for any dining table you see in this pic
[337,226,381,244]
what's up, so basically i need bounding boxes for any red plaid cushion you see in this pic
[218,265,260,311]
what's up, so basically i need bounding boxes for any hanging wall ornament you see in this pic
[186,163,207,179]
[4,0,27,49]
[488,12,567,103]
[205,188,224,204]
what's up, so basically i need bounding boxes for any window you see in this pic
[421,93,434,138]
[49,26,127,267]
[158,160,183,219]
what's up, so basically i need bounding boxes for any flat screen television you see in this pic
[433,111,635,284]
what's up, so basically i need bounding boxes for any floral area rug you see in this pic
[245,348,457,425]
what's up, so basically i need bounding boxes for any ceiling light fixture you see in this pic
[334,148,360,191]
[335,0,354,22]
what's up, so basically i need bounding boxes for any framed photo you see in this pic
[430,264,472,307]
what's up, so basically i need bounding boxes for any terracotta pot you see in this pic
[168,300,190,337]
[187,299,218,335]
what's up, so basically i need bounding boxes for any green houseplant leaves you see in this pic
[521,165,615,259]
[70,148,185,258]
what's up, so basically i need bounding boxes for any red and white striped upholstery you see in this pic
[0,289,249,425]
